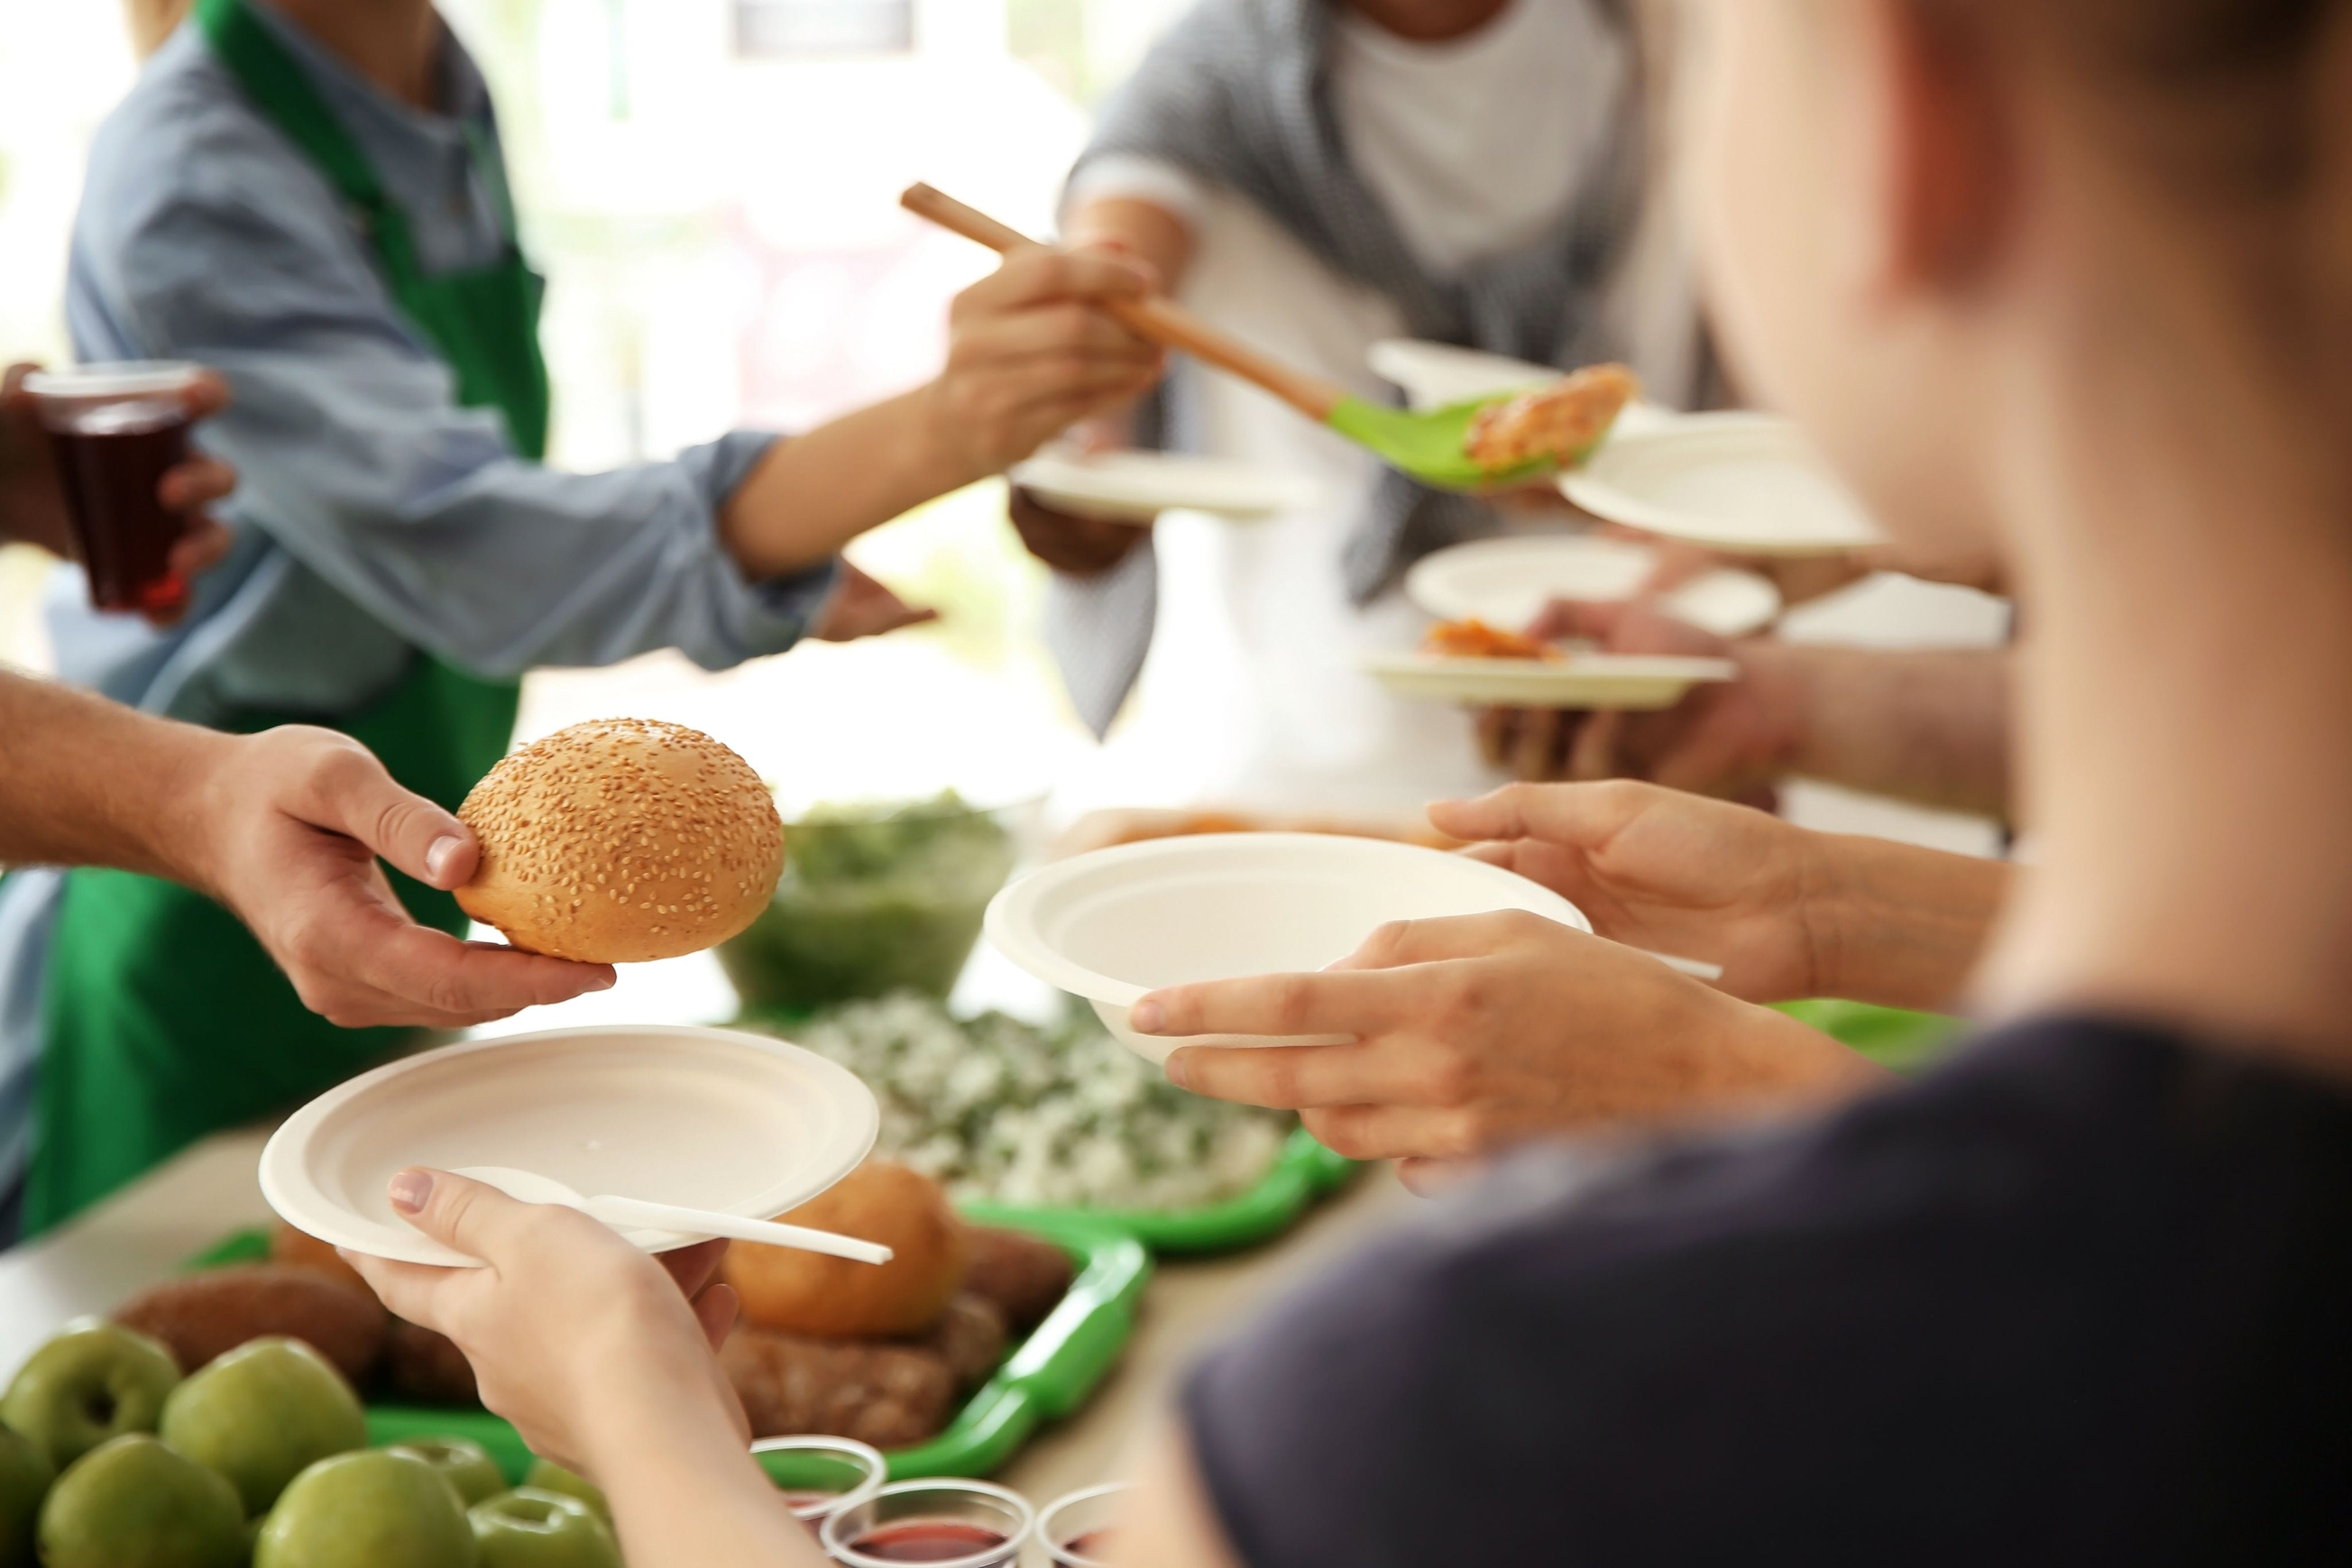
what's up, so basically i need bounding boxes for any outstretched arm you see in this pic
[1494,600,2015,820]
[1435,780,2010,1012]
[0,674,611,1027]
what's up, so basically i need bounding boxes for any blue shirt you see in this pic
[0,6,835,1207]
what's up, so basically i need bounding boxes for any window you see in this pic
[732,0,914,59]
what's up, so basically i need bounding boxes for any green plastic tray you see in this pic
[1775,998,1965,1074]
[967,1126,1356,1255]
[187,1212,1150,1482]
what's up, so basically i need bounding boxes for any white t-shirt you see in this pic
[1052,1,1676,818]
[1066,0,1627,278]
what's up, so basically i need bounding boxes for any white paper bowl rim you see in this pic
[260,1023,879,1266]
[984,832,1591,1009]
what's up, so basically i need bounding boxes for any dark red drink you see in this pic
[845,1519,1011,1562]
[48,402,194,616]
[25,364,206,618]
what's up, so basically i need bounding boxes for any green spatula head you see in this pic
[1326,394,1605,492]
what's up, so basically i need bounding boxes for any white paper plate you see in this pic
[1363,651,1738,710]
[986,833,1589,1064]
[1559,414,1884,556]
[1008,450,1319,524]
[1405,535,1781,639]
[260,1025,878,1266]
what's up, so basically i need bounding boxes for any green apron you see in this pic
[23,0,551,1234]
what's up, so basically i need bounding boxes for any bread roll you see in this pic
[724,1161,967,1339]
[269,1220,374,1299]
[456,717,784,963]
[111,1267,387,1383]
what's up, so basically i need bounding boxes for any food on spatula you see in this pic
[267,1220,372,1299]
[1463,362,1639,473]
[960,1227,1075,1336]
[1420,617,1563,662]
[456,717,784,963]
[111,1267,386,1384]
[725,1161,967,1340]
[719,1329,959,1450]
[380,1321,478,1407]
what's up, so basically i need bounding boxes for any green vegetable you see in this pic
[716,793,1016,1012]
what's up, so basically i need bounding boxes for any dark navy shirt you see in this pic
[1188,1017,2352,1565]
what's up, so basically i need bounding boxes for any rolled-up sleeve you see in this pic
[77,124,832,679]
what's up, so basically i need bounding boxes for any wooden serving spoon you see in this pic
[900,182,1588,493]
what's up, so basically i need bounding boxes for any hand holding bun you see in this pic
[456,717,783,963]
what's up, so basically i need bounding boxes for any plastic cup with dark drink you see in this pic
[820,1477,1032,1568]
[1039,1482,1128,1567]
[753,1435,887,1532]
[22,361,206,617]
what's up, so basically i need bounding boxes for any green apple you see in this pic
[522,1458,610,1525]
[255,1449,478,1568]
[36,1433,243,1568]
[470,1488,621,1568]
[0,1319,180,1470]
[159,1337,366,1517]
[0,1423,55,1568]
[389,1436,508,1508]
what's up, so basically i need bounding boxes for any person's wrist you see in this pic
[1703,989,1888,1102]
[575,1364,742,1478]
[1734,640,1814,777]
[144,723,249,901]
[909,378,991,492]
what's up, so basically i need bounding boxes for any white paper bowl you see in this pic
[1008,450,1319,524]
[1560,413,1885,556]
[984,834,1590,1064]
[1405,535,1781,640]
[260,1025,878,1265]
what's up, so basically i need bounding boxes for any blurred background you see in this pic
[0,0,1205,1025]
[0,0,2008,1035]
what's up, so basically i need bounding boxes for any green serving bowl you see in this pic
[718,795,1020,1014]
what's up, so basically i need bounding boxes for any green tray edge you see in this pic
[186,1216,1150,1483]
[1774,998,1964,1074]
[962,1126,1355,1255]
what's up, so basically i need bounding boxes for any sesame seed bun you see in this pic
[455,718,784,963]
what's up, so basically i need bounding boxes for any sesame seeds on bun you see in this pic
[455,718,784,963]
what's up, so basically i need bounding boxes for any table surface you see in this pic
[0,1120,1414,1547]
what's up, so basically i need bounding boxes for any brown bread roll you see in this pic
[380,1319,479,1406]
[960,1226,1074,1335]
[720,1328,957,1450]
[911,1294,1008,1391]
[456,717,784,963]
[723,1161,967,1339]
[111,1266,386,1382]
[268,1219,375,1298]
